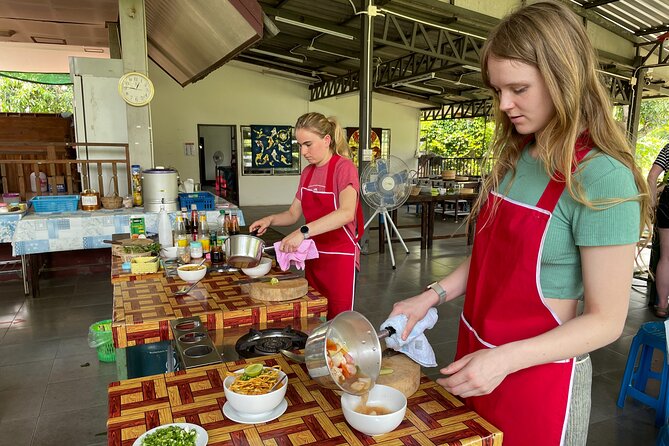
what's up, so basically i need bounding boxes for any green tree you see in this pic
[634,98,669,174]
[420,117,493,158]
[0,77,73,113]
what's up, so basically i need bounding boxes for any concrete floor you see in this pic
[0,204,662,445]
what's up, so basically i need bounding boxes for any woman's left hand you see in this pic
[436,348,511,398]
[278,231,304,253]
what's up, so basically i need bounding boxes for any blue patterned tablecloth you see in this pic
[0,212,24,244]
[10,204,245,256]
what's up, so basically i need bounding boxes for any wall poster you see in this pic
[250,125,293,168]
[346,127,382,166]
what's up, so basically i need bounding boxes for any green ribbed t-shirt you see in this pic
[497,148,640,299]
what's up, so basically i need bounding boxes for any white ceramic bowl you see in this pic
[177,264,207,283]
[241,257,272,278]
[341,384,407,436]
[161,246,178,259]
[223,368,288,415]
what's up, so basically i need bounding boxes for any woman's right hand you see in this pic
[389,291,435,341]
[249,216,272,235]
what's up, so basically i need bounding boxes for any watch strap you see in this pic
[426,281,447,306]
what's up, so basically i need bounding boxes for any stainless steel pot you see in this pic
[142,167,179,212]
[225,231,273,268]
[284,311,395,395]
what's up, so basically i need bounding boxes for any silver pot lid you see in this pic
[143,166,177,174]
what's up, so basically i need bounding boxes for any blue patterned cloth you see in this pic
[5,203,244,256]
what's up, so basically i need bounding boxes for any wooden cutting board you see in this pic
[377,352,421,398]
[241,278,309,301]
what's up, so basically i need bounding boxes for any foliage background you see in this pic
[0,77,73,113]
[420,98,669,175]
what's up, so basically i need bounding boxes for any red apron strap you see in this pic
[536,132,594,212]
[302,164,316,187]
[324,154,341,191]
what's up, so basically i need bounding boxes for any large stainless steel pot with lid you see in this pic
[282,311,395,395]
[141,167,179,212]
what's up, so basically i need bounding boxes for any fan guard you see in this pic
[361,156,411,212]
[213,151,224,166]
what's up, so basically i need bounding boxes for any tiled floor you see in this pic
[0,204,662,445]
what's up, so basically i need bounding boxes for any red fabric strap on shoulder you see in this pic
[325,154,341,191]
[536,132,593,212]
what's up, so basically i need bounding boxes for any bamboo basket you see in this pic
[101,177,123,209]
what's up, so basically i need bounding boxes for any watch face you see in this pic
[118,72,154,106]
[300,226,308,234]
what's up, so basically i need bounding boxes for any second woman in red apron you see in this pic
[388,3,649,445]
[250,112,363,319]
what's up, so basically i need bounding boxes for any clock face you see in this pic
[118,72,154,106]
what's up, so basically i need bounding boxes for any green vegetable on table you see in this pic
[123,242,161,254]
[141,425,197,446]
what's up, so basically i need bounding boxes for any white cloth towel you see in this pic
[381,308,438,367]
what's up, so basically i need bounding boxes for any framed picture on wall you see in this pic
[241,125,300,176]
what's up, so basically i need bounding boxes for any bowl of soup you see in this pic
[177,264,207,283]
[340,384,407,436]
[223,365,288,415]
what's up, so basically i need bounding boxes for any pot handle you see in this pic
[280,349,305,363]
[377,326,397,340]
[250,228,260,237]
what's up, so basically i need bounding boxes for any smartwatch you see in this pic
[426,281,447,306]
[300,225,310,239]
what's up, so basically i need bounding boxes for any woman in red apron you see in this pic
[250,112,363,319]
[389,3,649,445]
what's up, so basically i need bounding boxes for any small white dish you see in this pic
[132,422,208,446]
[222,398,288,424]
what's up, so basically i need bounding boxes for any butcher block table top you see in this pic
[107,355,503,446]
[112,269,327,348]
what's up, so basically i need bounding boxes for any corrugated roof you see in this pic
[572,0,669,41]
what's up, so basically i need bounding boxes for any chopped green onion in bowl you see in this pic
[141,425,197,446]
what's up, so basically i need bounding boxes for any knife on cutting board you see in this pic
[237,274,303,285]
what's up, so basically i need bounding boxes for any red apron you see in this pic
[301,154,364,319]
[455,135,592,446]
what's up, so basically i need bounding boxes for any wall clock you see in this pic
[118,72,154,106]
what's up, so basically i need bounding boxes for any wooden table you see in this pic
[111,268,328,378]
[378,193,478,251]
[107,355,503,446]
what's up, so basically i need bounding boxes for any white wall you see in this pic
[149,61,421,206]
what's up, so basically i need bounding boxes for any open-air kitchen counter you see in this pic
[111,268,328,378]
[107,355,503,445]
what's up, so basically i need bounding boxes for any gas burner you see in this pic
[235,326,308,358]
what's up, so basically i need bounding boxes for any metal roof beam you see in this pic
[420,99,492,120]
[583,0,621,9]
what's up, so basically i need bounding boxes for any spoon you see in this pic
[174,258,207,295]
[173,278,203,296]
[270,374,288,392]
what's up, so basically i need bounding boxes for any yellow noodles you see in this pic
[227,366,282,395]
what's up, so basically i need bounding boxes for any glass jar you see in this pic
[190,241,203,259]
[177,245,191,264]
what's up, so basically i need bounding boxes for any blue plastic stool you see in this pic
[617,321,669,426]
[658,423,669,446]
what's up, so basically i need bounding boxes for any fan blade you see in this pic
[362,181,378,194]
[376,159,388,175]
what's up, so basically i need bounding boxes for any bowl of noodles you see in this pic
[223,364,287,415]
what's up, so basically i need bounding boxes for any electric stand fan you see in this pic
[361,156,412,269]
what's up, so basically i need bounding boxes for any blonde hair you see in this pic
[295,112,351,158]
[472,1,650,235]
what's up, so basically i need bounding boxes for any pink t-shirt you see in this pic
[296,156,360,241]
